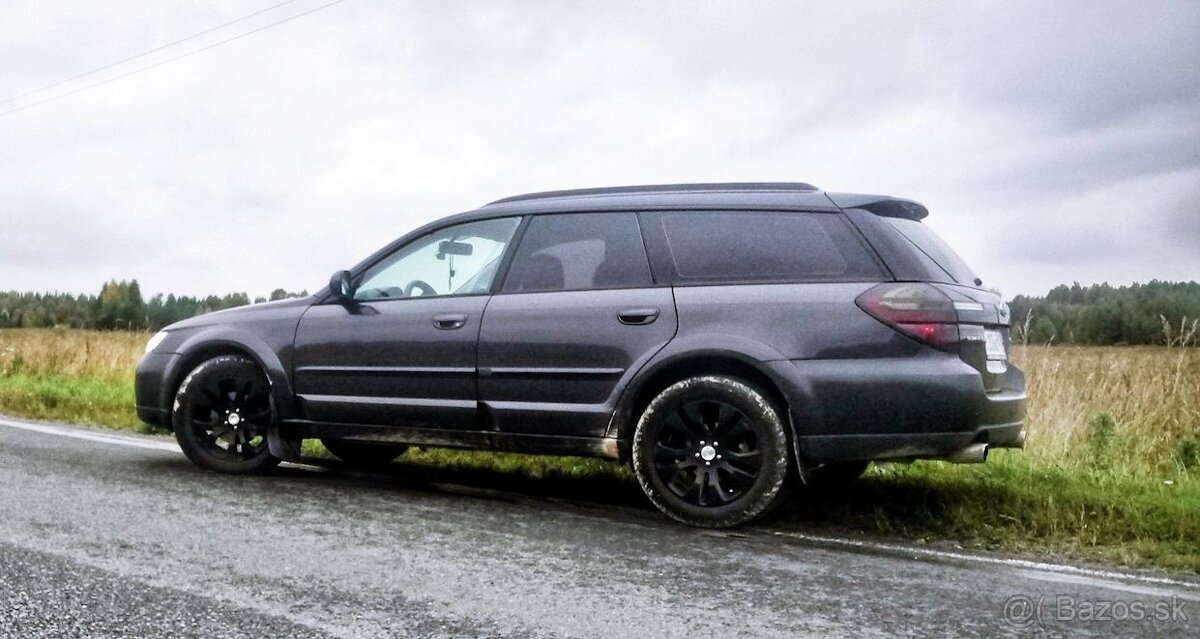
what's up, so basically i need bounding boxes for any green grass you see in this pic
[784,455,1200,571]
[0,374,144,431]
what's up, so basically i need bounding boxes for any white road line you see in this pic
[0,417,180,452]
[3,415,1197,593]
[0,416,328,472]
[765,530,1200,592]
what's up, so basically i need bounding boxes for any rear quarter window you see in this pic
[883,217,980,286]
[641,211,884,284]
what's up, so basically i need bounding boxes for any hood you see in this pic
[165,296,315,331]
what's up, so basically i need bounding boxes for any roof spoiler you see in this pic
[825,193,929,220]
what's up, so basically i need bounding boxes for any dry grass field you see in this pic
[0,329,145,382]
[1013,344,1200,476]
[1,328,1197,570]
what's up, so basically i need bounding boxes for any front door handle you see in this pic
[432,313,468,330]
[617,308,660,326]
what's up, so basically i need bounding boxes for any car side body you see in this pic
[135,183,1026,526]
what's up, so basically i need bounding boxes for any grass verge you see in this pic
[0,374,143,431]
[787,455,1199,572]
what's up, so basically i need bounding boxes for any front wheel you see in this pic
[173,355,280,474]
[632,376,792,528]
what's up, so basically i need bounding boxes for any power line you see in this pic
[0,0,350,118]
[0,0,304,107]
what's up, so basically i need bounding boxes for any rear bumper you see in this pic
[800,421,1024,462]
[765,355,1027,464]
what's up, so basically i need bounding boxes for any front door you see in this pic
[292,216,521,429]
[477,213,677,438]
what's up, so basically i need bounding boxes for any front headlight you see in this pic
[145,331,169,354]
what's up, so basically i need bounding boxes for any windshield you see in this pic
[885,218,980,286]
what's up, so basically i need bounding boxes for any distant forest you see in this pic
[0,280,307,331]
[1,279,1198,345]
[1009,280,1200,346]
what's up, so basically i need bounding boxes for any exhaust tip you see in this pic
[943,443,988,464]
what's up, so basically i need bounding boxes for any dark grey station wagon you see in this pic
[136,183,1026,527]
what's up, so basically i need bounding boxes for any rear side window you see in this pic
[642,211,883,284]
[502,213,653,293]
[884,218,979,286]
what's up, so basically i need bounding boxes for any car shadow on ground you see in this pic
[137,452,648,509]
[136,452,1021,542]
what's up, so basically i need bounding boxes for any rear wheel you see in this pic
[632,376,792,528]
[321,439,408,467]
[173,355,280,474]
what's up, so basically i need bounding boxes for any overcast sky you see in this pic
[1,0,1197,299]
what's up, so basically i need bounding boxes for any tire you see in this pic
[632,376,792,528]
[172,355,280,474]
[321,438,408,467]
[805,460,869,490]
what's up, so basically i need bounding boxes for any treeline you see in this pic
[0,280,308,331]
[4,279,1199,345]
[1010,281,1200,346]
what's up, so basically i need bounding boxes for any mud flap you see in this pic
[266,425,303,462]
[787,409,811,487]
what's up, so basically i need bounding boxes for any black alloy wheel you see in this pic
[173,355,280,474]
[632,376,792,528]
[652,399,763,506]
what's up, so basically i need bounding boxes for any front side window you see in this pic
[501,213,653,293]
[647,211,883,283]
[354,217,520,301]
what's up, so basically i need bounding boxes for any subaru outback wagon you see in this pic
[136,183,1026,527]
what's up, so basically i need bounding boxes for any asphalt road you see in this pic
[0,417,1196,638]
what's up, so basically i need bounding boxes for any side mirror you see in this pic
[328,270,354,301]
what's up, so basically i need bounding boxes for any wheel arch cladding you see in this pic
[166,329,294,420]
[612,349,796,449]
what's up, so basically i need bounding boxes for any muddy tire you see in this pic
[632,376,792,528]
[321,439,408,467]
[172,355,280,474]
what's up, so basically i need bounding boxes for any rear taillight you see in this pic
[856,283,959,350]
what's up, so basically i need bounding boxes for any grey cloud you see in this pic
[1164,177,1200,248]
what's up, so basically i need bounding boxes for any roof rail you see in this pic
[488,182,820,205]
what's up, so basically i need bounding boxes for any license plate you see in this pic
[985,329,1007,360]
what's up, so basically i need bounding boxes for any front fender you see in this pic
[164,327,296,420]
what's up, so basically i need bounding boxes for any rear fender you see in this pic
[606,334,822,455]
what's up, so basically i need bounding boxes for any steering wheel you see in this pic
[404,280,437,297]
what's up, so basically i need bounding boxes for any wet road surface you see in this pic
[0,417,1196,638]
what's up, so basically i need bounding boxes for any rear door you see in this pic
[477,212,677,437]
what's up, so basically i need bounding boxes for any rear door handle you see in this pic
[432,313,468,330]
[617,308,660,326]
